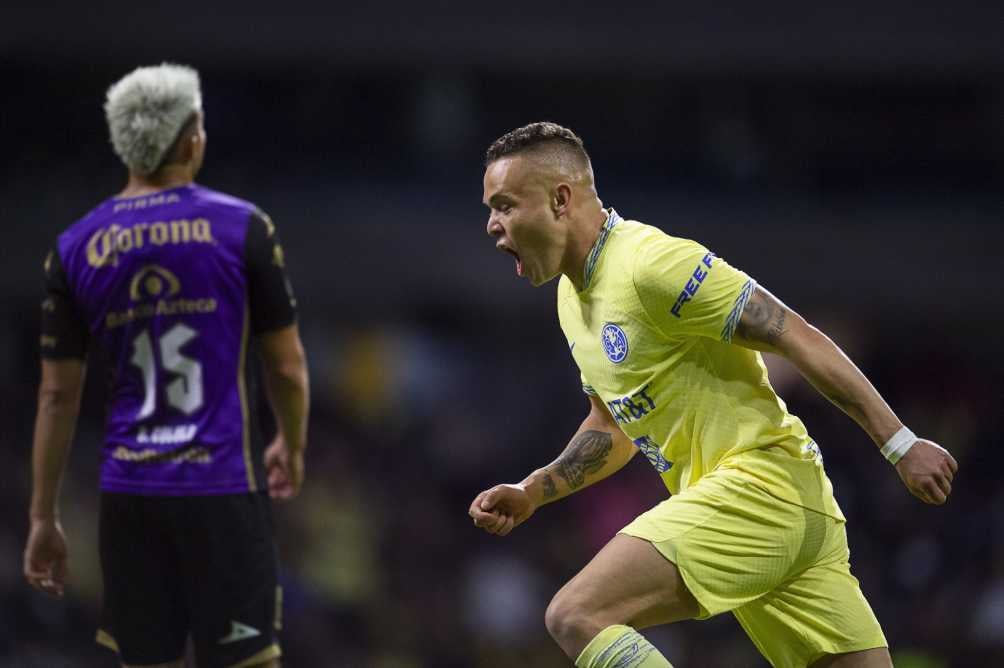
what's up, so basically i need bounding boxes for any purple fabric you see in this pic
[58,184,261,495]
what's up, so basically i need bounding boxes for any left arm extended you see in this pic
[733,285,957,505]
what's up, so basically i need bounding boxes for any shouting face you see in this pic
[482,155,568,287]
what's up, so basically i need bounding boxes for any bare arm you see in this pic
[259,323,309,452]
[469,395,637,535]
[734,286,901,445]
[258,323,309,499]
[29,359,85,521]
[520,394,637,508]
[733,285,957,504]
[24,358,84,597]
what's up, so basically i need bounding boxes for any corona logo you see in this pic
[86,218,215,268]
[129,265,181,302]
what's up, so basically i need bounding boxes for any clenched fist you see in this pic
[895,439,958,505]
[469,483,537,536]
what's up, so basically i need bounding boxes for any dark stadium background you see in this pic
[2,2,1002,666]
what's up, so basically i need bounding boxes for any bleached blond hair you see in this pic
[104,63,202,176]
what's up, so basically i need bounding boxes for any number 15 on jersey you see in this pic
[130,323,204,419]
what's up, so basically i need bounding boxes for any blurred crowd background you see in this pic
[2,2,1002,666]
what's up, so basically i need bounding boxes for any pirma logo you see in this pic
[601,323,629,364]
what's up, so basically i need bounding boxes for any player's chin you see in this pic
[528,268,560,288]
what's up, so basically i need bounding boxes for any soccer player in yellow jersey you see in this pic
[468,122,958,668]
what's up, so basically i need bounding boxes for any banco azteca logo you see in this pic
[601,323,629,364]
[129,265,181,302]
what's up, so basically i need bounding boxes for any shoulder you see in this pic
[637,222,705,256]
[611,219,705,259]
[55,195,120,256]
[188,187,271,248]
[189,184,260,219]
[620,221,709,282]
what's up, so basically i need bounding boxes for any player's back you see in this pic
[54,183,266,494]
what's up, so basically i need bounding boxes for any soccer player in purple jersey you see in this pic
[22,64,309,668]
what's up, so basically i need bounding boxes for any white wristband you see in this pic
[880,426,917,465]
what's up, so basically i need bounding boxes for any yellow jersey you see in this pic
[558,210,844,521]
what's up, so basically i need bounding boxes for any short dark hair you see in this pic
[484,122,590,168]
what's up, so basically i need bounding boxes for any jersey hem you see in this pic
[99,479,258,496]
[715,449,847,523]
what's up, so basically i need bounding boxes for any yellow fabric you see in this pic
[620,461,886,668]
[557,211,843,521]
[575,624,674,668]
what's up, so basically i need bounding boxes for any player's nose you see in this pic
[486,216,503,237]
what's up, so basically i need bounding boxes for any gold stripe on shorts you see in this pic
[95,628,119,652]
[227,642,281,668]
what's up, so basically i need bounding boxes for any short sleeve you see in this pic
[40,246,88,359]
[580,370,598,397]
[245,209,298,335]
[633,236,755,343]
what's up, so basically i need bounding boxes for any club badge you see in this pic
[601,323,629,364]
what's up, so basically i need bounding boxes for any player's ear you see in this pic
[187,115,207,171]
[193,119,206,152]
[552,183,572,218]
[189,132,203,164]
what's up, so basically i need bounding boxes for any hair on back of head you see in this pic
[105,63,202,176]
[484,122,591,174]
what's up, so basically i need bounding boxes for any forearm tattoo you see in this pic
[554,430,613,490]
[737,288,788,346]
[541,473,558,499]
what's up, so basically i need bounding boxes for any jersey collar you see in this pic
[581,209,621,291]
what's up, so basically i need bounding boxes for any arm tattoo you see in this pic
[767,308,787,345]
[541,474,558,499]
[737,288,788,346]
[554,430,613,490]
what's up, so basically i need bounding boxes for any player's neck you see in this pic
[119,166,194,199]
[563,206,609,291]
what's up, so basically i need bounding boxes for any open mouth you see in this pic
[500,246,524,277]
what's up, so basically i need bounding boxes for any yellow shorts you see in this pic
[620,465,887,668]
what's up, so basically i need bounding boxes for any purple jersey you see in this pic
[42,184,296,495]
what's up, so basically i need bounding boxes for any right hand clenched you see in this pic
[468,483,536,537]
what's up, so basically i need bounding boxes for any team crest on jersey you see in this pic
[601,323,629,364]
